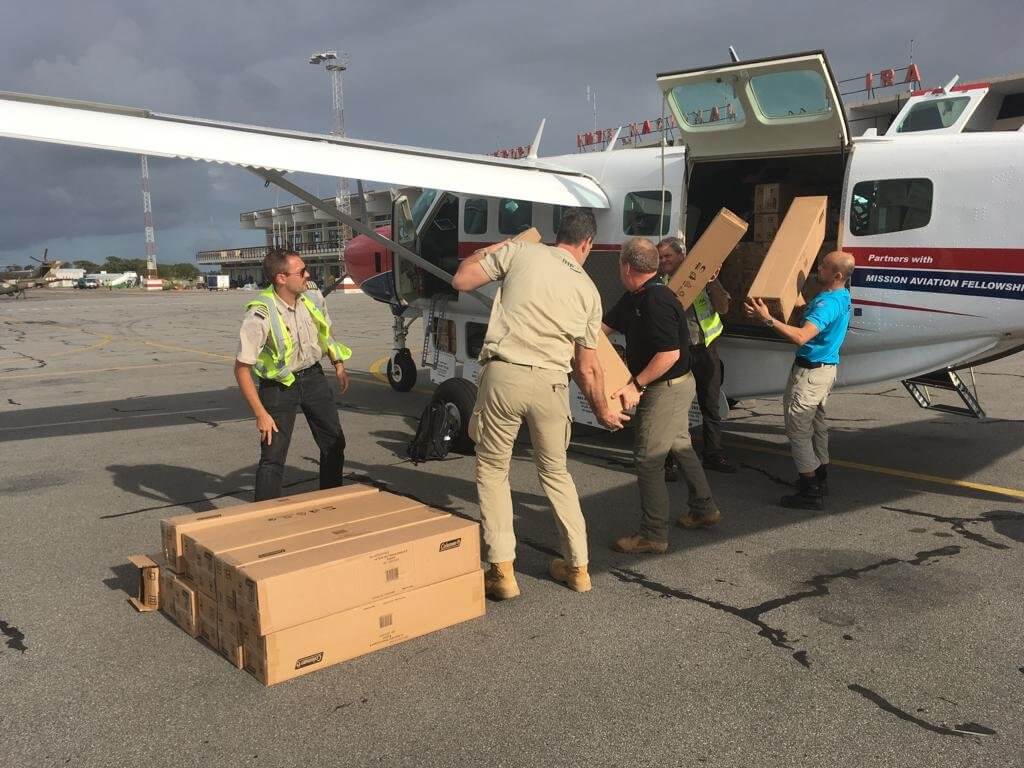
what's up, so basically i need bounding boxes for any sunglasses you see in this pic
[283,267,309,277]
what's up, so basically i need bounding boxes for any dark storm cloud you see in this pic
[0,0,1017,263]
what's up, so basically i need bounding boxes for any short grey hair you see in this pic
[620,237,660,273]
[656,236,686,257]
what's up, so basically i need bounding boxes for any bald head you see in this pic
[818,250,855,288]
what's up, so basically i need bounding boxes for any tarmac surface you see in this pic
[1,288,1022,767]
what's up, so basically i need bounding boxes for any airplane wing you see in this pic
[0,91,609,209]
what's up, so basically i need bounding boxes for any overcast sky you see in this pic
[0,0,1018,267]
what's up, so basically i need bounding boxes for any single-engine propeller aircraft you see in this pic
[0,249,63,297]
[1,50,1022,446]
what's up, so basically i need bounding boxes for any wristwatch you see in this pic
[630,375,646,393]
[764,316,775,328]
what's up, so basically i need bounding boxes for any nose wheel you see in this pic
[387,348,418,392]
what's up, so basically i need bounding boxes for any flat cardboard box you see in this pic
[241,570,485,686]
[161,484,380,573]
[127,554,160,612]
[747,196,827,322]
[236,514,481,636]
[754,182,794,214]
[753,213,780,243]
[214,504,450,610]
[183,488,417,595]
[667,208,749,311]
[159,568,199,637]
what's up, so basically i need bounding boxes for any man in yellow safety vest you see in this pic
[657,237,736,475]
[234,248,352,500]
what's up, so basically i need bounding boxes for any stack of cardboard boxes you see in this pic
[146,484,484,685]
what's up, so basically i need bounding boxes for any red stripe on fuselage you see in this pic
[846,246,1024,275]
[457,241,621,258]
[851,298,981,317]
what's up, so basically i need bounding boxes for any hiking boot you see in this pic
[815,464,830,496]
[780,476,824,511]
[484,561,520,600]
[702,454,737,473]
[678,508,721,529]
[664,455,680,483]
[611,533,668,555]
[548,558,592,592]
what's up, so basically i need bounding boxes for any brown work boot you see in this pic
[611,533,668,555]
[548,558,592,592]
[484,561,520,600]
[678,508,721,529]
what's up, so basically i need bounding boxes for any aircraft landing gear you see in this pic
[387,349,417,392]
[432,377,477,454]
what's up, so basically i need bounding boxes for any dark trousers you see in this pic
[254,364,345,501]
[689,342,724,458]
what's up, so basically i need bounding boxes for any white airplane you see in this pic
[1,50,1021,447]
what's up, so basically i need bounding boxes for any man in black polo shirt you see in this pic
[603,238,720,555]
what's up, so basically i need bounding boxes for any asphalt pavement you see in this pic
[1,288,1022,767]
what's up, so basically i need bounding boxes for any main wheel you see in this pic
[431,377,478,454]
[386,349,417,392]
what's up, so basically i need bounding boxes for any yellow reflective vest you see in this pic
[659,275,724,347]
[245,287,351,386]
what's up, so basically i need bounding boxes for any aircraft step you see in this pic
[421,295,449,368]
[901,367,986,419]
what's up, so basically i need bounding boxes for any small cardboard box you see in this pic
[236,513,481,636]
[747,196,828,322]
[213,504,448,611]
[127,554,160,612]
[666,208,749,310]
[754,182,794,214]
[161,484,380,574]
[184,490,425,596]
[242,570,485,686]
[753,213,780,243]
[159,568,199,637]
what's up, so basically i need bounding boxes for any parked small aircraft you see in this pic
[0,249,62,297]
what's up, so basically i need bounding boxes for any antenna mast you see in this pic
[140,155,158,279]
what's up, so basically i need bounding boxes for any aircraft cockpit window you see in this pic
[623,191,672,236]
[669,80,745,127]
[463,198,488,234]
[850,178,933,236]
[896,97,970,133]
[749,70,831,119]
[499,199,533,235]
[411,189,439,227]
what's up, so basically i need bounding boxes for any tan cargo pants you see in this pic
[469,360,588,567]
[783,363,838,474]
[634,373,716,542]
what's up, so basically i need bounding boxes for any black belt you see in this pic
[794,357,835,370]
[294,362,323,377]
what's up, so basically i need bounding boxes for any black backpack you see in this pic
[407,401,456,464]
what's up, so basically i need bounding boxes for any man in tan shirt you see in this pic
[452,208,628,599]
[235,249,351,501]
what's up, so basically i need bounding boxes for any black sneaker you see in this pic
[815,464,829,496]
[664,456,680,483]
[702,454,737,474]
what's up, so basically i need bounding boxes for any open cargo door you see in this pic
[657,50,850,161]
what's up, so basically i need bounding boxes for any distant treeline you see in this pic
[72,258,201,280]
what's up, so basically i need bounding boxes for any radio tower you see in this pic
[140,155,158,279]
[310,50,352,276]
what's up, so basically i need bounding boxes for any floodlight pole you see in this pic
[310,50,352,278]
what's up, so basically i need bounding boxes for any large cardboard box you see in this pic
[161,484,380,574]
[667,208,748,310]
[217,604,244,669]
[747,196,827,323]
[754,182,795,214]
[241,570,485,686]
[753,213,780,243]
[213,504,451,610]
[235,513,481,636]
[597,333,632,415]
[196,589,218,645]
[159,568,199,637]
[184,491,425,596]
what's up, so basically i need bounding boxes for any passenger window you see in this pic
[498,199,533,235]
[669,81,745,127]
[749,70,832,119]
[850,179,933,236]
[552,205,565,235]
[897,97,970,133]
[623,191,672,236]
[463,198,488,235]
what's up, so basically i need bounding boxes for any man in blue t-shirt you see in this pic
[745,251,855,510]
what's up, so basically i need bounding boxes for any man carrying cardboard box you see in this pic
[604,238,720,555]
[744,251,855,510]
[656,236,736,474]
[234,249,352,501]
[452,209,628,599]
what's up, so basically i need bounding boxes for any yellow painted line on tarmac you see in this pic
[369,355,389,384]
[726,435,1024,501]
[138,339,235,360]
[0,362,187,381]
[48,334,114,358]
